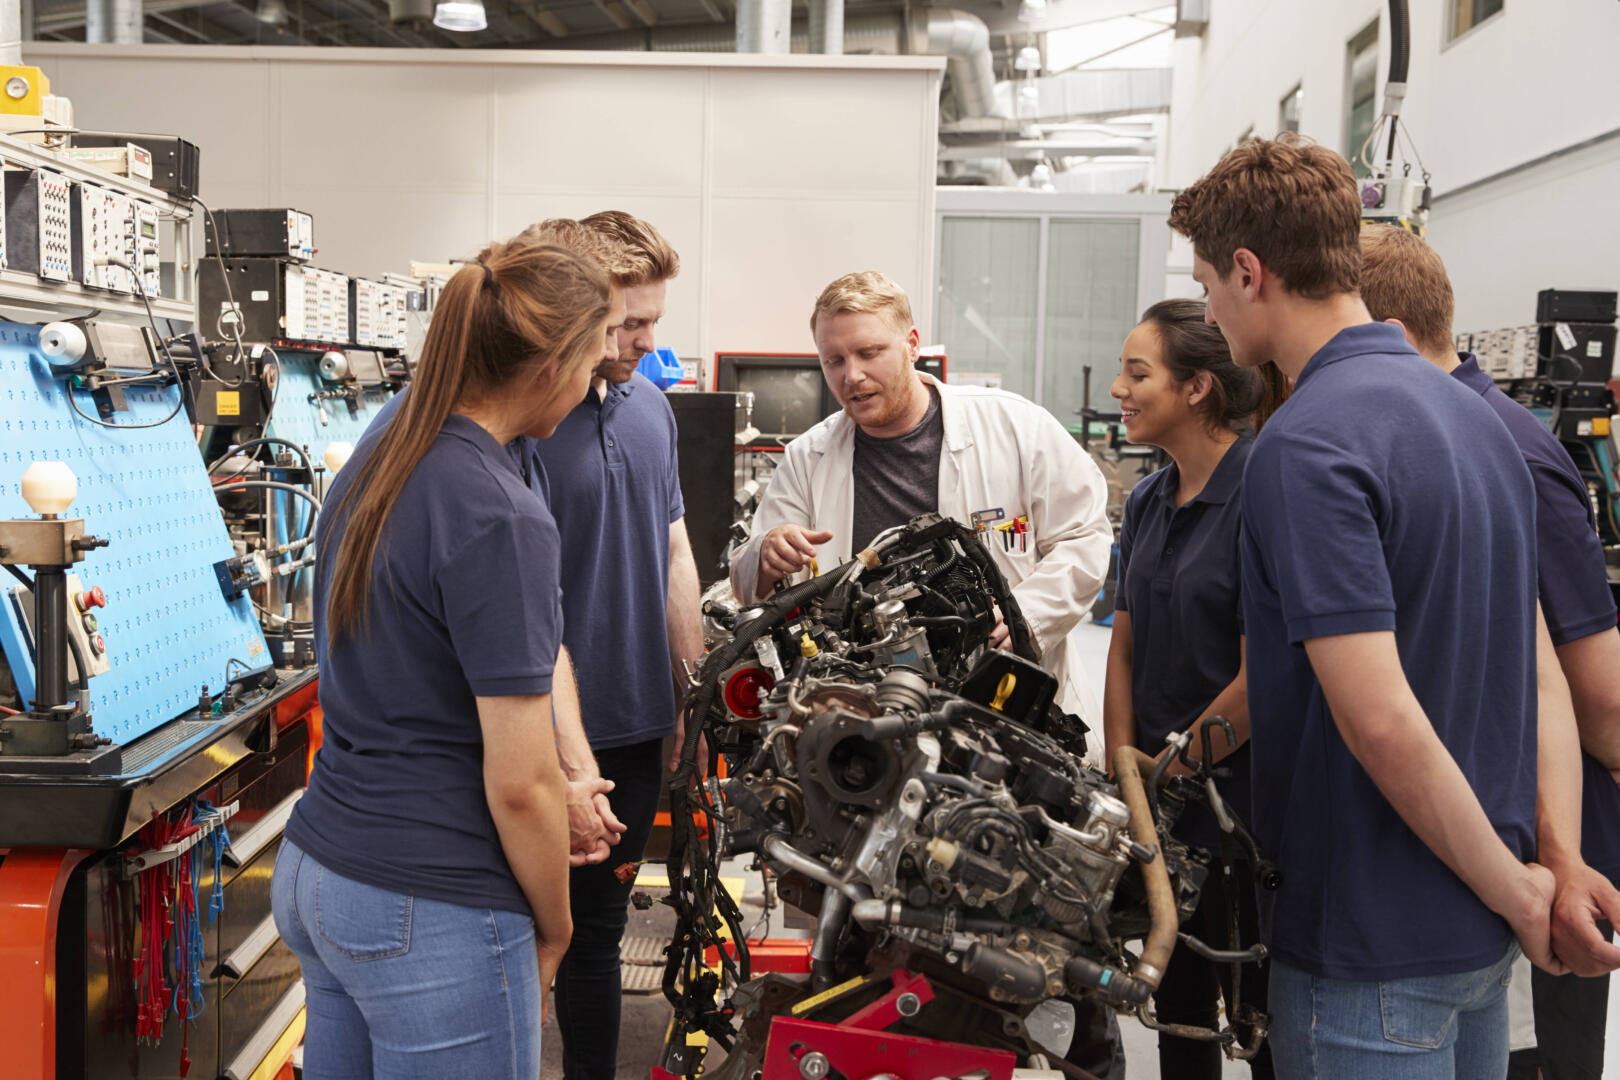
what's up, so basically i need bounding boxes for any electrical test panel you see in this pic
[4,166,74,281]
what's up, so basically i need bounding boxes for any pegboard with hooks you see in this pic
[0,321,270,752]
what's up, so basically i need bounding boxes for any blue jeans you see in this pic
[271,839,541,1080]
[1269,944,1518,1079]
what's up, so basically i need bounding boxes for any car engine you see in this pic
[661,514,1272,1079]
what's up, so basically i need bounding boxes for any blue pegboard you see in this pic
[264,349,393,469]
[0,322,270,750]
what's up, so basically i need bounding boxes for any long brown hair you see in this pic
[324,238,610,643]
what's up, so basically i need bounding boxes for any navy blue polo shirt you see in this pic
[1452,354,1620,877]
[1241,322,1539,981]
[1116,437,1252,848]
[286,413,564,916]
[531,373,684,750]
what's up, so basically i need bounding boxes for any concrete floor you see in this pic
[545,620,1620,1078]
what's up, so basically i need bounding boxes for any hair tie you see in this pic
[482,262,495,287]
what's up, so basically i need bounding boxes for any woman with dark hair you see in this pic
[270,237,615,1079]
[1103,298,1282,1078]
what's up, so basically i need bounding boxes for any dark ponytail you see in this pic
[1139,298,1289,433]
[324,238,611,644]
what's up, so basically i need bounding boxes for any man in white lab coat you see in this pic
[730,270,1114,756]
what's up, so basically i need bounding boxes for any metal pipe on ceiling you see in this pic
[85,0,140,41]
[0,0,22,63]
[909,7,1005,119]
[734,0,787,52]
[806,0,840,54]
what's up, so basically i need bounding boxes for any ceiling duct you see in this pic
[908,8,1008,119]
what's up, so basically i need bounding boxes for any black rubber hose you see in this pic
[1387,0,1410,85]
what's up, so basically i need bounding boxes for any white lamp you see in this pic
[1015,45,1043,72]
[434,0,487,31]
[21,461,78,517]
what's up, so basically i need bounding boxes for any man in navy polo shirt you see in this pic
[1359,224,1620,1078]
[1172,134,1560,1076]
[531,211,704,1080]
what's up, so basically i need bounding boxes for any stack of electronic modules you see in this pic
[199,208,417,351]
[0,146,175,297]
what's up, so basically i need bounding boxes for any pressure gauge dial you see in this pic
[5,76,30,100]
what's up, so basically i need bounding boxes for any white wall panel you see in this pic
[707,194,926,355]
[22,45,942,363]
[491,66,708,195]
[709,68,933,196]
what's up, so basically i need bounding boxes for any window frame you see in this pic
[1442,0,1505,50]
[931,190,1170,418]
[1278,82,1303,135]
[1344,19,1380,177]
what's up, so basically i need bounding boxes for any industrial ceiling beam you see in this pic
[590,0,633,29]
[36,0,220,33]
[937,136,1155,161]
[145,6,225,39]
[524,4,568,35]
[694,0,723,21]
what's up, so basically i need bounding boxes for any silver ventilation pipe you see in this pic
[0,0,21,64]
[736,0,790,52]
[808,0,842,54]
[909,7,1006,119]
[85,0,140,42]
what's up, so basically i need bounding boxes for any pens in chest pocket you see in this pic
[984,515,1029,554]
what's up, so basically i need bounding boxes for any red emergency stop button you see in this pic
[91,634,106,656]
[75,586,106,612]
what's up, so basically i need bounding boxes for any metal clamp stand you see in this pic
[0,462,120,772]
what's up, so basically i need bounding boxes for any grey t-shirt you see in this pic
[851,385,943,552]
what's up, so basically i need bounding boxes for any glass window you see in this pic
[936,217,1041,398]
[1450,0,1503,40]
[1345,21,1379,178]
[1279,83,1303,134]
[1043,219,1141,418]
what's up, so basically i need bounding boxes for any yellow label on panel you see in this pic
[1595,417,1611,437]
[216,391,241,417]
[789,975,869,1015]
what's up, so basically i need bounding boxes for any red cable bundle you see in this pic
[130,813,199,1046]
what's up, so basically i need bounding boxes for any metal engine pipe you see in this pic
[1113,746,1179,989]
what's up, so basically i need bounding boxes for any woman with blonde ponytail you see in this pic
[270,238,614,1079]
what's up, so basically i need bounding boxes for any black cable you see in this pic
[3,564,32,588]
[191,195,249,380]
[67,382,185,430]
[64,625,89,692]
[211,479,322,518]
[207,437,313,479]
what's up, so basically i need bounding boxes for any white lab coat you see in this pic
[730,375,1113,758]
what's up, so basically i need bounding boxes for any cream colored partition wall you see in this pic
[21,46,943,362]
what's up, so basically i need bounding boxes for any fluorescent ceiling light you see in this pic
[434,0,486,31]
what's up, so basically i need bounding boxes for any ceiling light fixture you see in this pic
[433,0,487,31]
[1016,0,1046,24]
[256,0,288,24]
[1015,45,1043,71]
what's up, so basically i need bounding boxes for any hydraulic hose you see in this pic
[1386,0,1410,85]
[1113,746,1178,989]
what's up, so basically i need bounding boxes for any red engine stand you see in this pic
[760,971,1015,1080]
